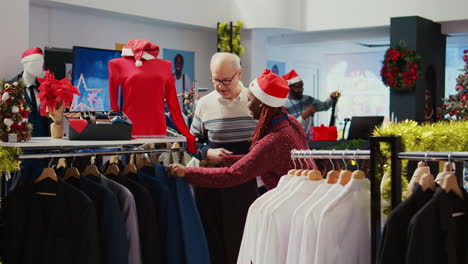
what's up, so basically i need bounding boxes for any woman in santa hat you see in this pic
[167,69,312,190]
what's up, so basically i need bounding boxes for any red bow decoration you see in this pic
[37,70,80,116]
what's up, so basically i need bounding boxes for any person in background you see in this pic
[283,69,340,136]
[173,54,192,110]
[167,68,312,190]
[188,52,259,264]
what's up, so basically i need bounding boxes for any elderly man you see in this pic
[190,52,259,264]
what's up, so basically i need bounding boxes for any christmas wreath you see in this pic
[380,45,421,92]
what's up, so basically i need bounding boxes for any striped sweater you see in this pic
[190,85,257,159]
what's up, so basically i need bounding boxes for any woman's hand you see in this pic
[166,163,186,177]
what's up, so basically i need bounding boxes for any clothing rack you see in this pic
[0,136,188,208]
[290,148,384,264]
[293,137,468,264]
[15,148,184,160]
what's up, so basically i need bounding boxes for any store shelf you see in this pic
[0,136,186,150]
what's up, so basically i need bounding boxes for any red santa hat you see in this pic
[282,69,302,85]
[21,47,43,64]
[121,39,160,67]
[249,69,289,107]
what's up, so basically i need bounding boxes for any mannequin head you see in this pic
[21,47,44,86]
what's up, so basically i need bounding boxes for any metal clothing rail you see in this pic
[15,148,184,160]
[291,137,403,264]
[398,151,468,161]
[290,149,370,159]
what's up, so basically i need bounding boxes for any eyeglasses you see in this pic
[210,72,238,86]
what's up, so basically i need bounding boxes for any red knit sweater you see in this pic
[108,57,195,152]
[185,109,310,190]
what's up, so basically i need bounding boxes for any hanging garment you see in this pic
[158,151,192,166]
[377,183,434,264]
[237,174,297,264]
[66,176,128,264]
[108,56,195,153]
[154,163,211,264]
[262,179,325,264]
[254,176,308,263]
[98,175,142,264]
[107,172,162,264]
[406,187,468,264]
[2,180,100,264]
[299,184,344,264]
[314,179,371,264]
[286,183,336,264]
[138,166,182,264]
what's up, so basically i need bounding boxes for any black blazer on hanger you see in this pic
[406,187,468,264]
[1,180,100,264]
[107,172,162,264]
[377,184,434,264]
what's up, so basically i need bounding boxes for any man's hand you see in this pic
[330,91,341,100]
[206,148,233,166]
[166,163,186,177]
[301,105,316,119]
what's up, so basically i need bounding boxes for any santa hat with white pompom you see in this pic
[121,39,160,67]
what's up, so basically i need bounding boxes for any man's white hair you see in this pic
[210,52,241,71]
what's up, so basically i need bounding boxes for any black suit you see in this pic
[377,184,434,264]
[66,176,129,264]
[1,180,100,264]
[107,172,162,264]
[406,187,468,264]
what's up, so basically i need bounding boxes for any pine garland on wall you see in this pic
[217,21,245,56]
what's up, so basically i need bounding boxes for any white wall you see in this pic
[0,0,29,80]
[29,3,218,89]
[304,0,468,31]
[36,0,228,29]
[32,0,468,32]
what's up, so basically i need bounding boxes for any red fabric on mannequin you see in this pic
[108,56,195,153]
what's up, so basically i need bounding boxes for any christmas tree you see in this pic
[439,50,468,120]
[0,80,32,142]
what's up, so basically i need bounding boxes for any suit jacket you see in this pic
[406,187,468,264]
[155,164,211,264]
[107,172,162,264]
[67,176,129,264]
[2,180,100,264]
[377,184,434,264]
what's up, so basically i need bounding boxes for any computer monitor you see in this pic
[347,116,384,140]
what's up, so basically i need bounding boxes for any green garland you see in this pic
[373,120,468,213]
[217,21,245,56]
[0,146,21,174]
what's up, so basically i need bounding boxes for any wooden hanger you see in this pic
[407,161,430,196]
[124,154,138,176]
[435,161,453,184]
[307,170,323,181]
[419,173,436,191]
[63,167,80,180]
[104,164,120,176]
[325,170,339,184]
[351,170,366,179]
[57,158,67,169]
[137,153,154,169]
[337,170,352,185]
[34,166,58,196]
[441,172,464,200]
[82,156,101,178]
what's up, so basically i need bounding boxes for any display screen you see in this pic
[71,46,121,111]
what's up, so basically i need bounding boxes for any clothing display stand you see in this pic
[0,135,187,207]
[292,136,468,264]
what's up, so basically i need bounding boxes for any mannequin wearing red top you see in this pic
[108,39,195,152]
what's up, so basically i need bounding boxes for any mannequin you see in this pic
[19,47,50,137]
[108,39,195,153]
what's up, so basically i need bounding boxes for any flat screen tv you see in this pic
[71,46,121,111]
